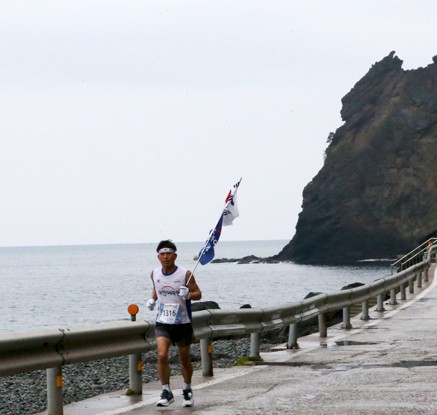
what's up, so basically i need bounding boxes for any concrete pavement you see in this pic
[51,265,437,415]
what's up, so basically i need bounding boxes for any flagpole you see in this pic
[186,178,242,286]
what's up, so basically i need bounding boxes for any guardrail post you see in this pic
[376,294,385,312]
[341,307,352,329]
[409,278,415,294]
[424,265,430,283]
[400,282,407,300]
[287,323,299,349]
[128,353,143,395]
[417,271,423,288]
[200,338,213,377]
[126,304,143,395]
[47,366,63,415]
[318,313,327,337]
[389,288,398,305]
[250,332,261,357]
[360,300,370,320]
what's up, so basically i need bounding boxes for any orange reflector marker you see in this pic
[56,375,63,388]
[137,360,143,372]
[128,304,139,316]
[208,344,213,354]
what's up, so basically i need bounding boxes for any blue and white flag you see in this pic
[198,215,223,265]
[198,178,242,265]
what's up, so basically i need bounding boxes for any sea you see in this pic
[0,240,392,334]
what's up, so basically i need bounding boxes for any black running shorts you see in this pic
[155,322,194,347]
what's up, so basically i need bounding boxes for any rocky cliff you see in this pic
[277,52,437,264]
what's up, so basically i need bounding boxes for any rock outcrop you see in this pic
[276,52,437,264]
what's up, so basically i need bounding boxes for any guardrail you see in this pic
[1,244,436,415]
[391,237,437,273]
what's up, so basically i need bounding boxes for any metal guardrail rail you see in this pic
[391,237,437,273]
[1,244,436,415]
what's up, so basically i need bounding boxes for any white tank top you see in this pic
[152,266,192,324]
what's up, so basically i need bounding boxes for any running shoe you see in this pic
[156,389,175,407]
[182,388,194,407]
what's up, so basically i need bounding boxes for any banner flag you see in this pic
[198,178,242,266]
[198,215,223,265]
[223,178,241,226]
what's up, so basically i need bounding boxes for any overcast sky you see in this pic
[1,1,436,248]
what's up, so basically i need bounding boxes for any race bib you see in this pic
[159,304,180,324]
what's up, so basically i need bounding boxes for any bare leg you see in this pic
[178,344,193,384]
[156,336,171,385]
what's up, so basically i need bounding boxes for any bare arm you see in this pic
[150,271,157,301]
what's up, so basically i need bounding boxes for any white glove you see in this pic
[147,299,156,311]
[178,286,190,299]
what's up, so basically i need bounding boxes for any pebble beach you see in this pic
[0,337,276,415]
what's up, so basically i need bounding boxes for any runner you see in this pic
[147,240,202,407]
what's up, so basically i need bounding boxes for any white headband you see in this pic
[158,248,176,254]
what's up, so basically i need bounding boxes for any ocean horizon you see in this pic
[0,240,392,334]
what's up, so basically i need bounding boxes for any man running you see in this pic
[147,240,202,407]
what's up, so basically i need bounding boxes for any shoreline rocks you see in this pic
[211,255,280,264]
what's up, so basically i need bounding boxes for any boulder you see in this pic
[191,301,220,312]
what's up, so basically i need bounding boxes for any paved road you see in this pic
[53,266,437,415]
